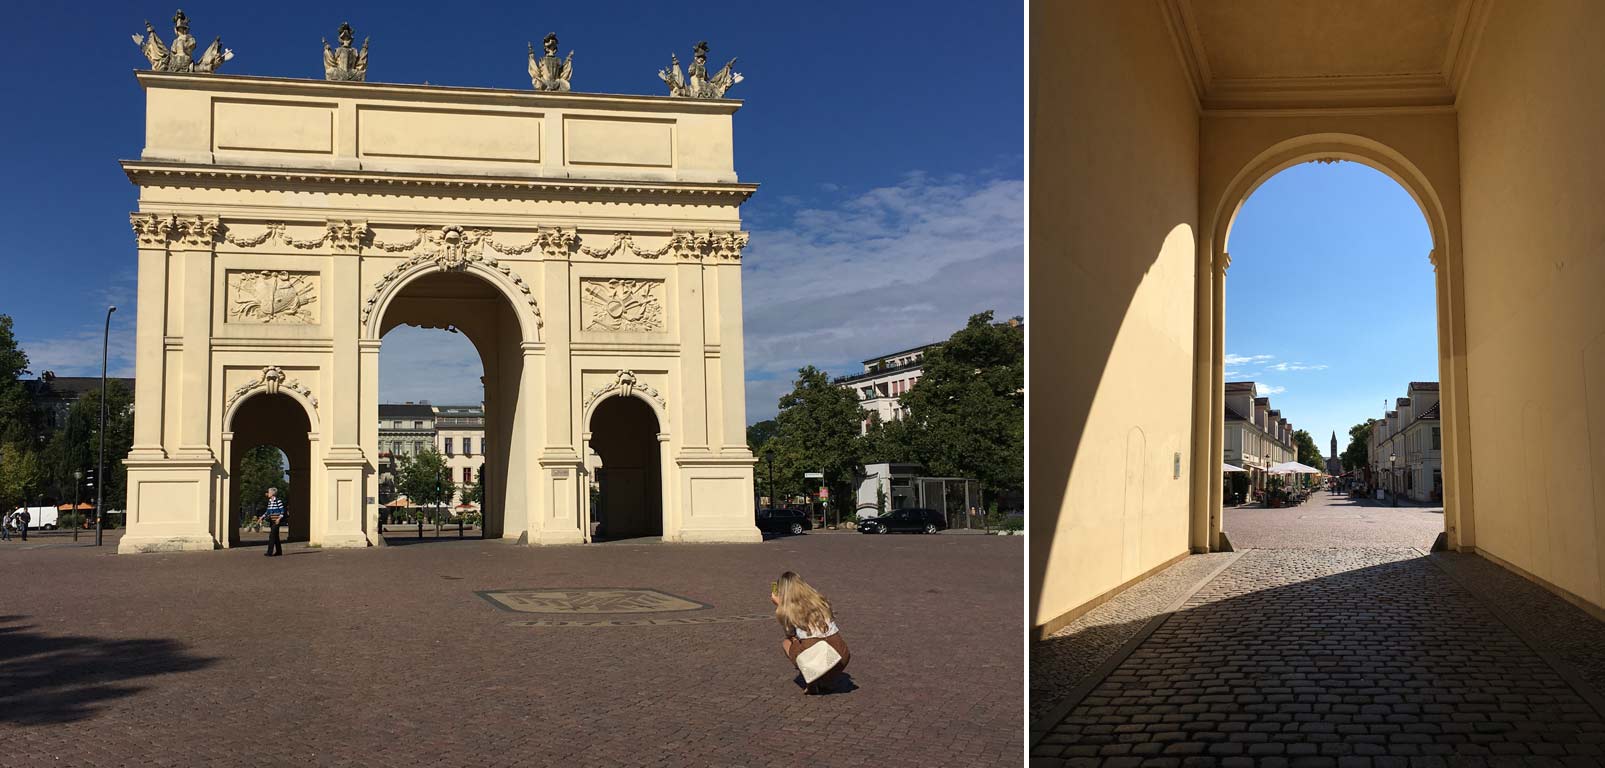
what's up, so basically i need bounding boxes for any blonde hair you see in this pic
[775,571,834,634]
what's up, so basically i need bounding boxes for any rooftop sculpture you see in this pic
[528,33,573,92]
[659,41,742,99]
[132,9,233,73]
[323,22,369,81]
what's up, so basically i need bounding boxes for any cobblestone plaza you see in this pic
[0,534,1021,767]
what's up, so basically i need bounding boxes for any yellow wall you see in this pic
[1458,2,1605,609]
[1030,0,1199,633]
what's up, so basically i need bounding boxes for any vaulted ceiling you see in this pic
[1162,0,1490,109]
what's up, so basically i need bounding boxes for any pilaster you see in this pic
[673,233,711,452]
[128,213,172,460]
[170,215,219,461]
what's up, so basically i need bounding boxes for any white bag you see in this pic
[796,640,843,684]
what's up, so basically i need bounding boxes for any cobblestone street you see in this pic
[1033,493,1605,766]
[0,533,1021,767]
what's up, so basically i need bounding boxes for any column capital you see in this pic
[130,212,174,247]
[172,215,221,249]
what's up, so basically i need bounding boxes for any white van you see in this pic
[8,506,61,530]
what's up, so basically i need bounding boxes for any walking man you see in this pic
[261,487,285,557]
[1,510,13,541]
[17,508,28,541]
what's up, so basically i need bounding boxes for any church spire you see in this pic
[1331,430,1338,456]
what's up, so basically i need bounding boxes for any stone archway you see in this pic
[588,395,664,540]
[224,392,314,546]
[1194,131,1473,554]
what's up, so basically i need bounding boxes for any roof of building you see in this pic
[1225,381,1257,392]
[24,376,136,400]
[1417,401,1440,421]
[1225,404,1250,421]
[1408,381,1440,391]
[1254,397,1270,405]
[379,403,436,419]
[860,341,941,366]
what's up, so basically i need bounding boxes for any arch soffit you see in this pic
[362,258,542,344]
[1211,133,1449,267]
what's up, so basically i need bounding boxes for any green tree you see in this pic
[860,412,916,464]
[1341,421,1373,472]
[0,443,43,512]
[42,380,135,510]
[0,315,37,447]
[1293,429,1325,470]
[900,312,1024,507]
[463,467,484,505]
[237,445,288,520]
[745,419,777,454]
[395,448,455,521]
[765,366,863,503]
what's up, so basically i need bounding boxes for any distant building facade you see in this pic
[1222,381,1297,499]
[23,374,137,433]
[1327,432,1343,476]
[377,403,435,502]
[433,404,485,505]
[1368,382,1442,503]
[835,343,936,435]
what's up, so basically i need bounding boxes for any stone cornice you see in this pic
[134,71,745,116]
[121,161,759,205]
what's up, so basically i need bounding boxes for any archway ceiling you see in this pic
[1165,0,1484,109]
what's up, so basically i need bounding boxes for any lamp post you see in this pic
[73,470,82,542]
[96,305,115,547]
[764,449,775,508]
[1388,452,1398,507]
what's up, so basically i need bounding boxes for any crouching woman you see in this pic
[772,571,850,694]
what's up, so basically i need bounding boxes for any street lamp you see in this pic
[764,448,775,508]
[96,305,116,547]
[72,470,82,542]
[1388,452,1398,507]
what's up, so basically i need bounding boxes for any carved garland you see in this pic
[582,370,667,413]
[221,220,370,250]
[226,366,318,415]
[358,225,560,328]
[579,232,674,260]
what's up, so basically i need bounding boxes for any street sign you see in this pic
[803,472,824,479]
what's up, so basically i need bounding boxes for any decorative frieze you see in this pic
[173,215,220,247]
[580,278,665,332]
[668,230,749,262]
[359,225,543,328]
[225,366,318,413]
[227,270,319,324]
[582,370,667,412]
[579,232,674,260]
[130,213,173,246]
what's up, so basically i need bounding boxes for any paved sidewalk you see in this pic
[0,533,1021,767]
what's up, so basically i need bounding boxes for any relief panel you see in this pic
[212,99,334,154]
[226,270,320,324]
[580,278,665,333]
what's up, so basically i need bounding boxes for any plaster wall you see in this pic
[1030,0,1199,634]
[1457,2,1605,609]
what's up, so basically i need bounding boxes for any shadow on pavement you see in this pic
[0,614,216,725]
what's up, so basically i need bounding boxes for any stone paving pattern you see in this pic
[1224,492,1445,550]
[0,533,1021,767]
[1034,546,1605,765]
[1033,553,1235,723]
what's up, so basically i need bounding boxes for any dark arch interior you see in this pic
[589,396,662,541]
[228,393,312,546]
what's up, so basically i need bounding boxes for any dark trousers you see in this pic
[266,518,283,556]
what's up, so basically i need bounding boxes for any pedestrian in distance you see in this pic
[772,571,851,695]
[17,508,28,541]
[260,487,285,557]
[1,510,13,541]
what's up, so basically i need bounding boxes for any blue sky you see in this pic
[0,1,1024,424]
[1225,162,1438,457]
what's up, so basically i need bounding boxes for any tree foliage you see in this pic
[1293,429,1325,470]
[899,312,1024,504]
[42,380,134,509]
[0,315,35,447]
[463,467,484,505]
[237,445,288,519]
[395,447,455,514]
[761,366,863,505]
[0,444,43,511]
[1341,421,1373,472]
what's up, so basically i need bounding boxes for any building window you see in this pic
[444,438,453,456]
[464,438,472,457]
[414,441,424,455]
[1431,427,1440,450]
[413,420,423,429]
[463,467,472,485]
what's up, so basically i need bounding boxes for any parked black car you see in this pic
[857,507,947,534]
[755,508,812,535]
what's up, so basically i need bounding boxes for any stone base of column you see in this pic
[117,534,216,554]
[674,527,764,544]
[320,531,371,549]
[529,528,585,546]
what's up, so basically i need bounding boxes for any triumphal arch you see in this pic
[118,65,761,551]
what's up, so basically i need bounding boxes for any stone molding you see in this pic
[225,365,318,414]
[130,213,174,246]
[581,370,667,413]
[359,225,550,329]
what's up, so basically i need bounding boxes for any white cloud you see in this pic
[741,172,1024,422]
[1265,362,1328,372]
[1224,353,1273,366]
[1258,384,1287,395]
[20,269,139,378]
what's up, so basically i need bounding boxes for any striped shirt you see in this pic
[265,498,285,519]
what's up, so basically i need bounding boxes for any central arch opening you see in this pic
[1219,158,1444,551]
[228,392,311,547]
[375,269,528,542]
[587,396,663,541]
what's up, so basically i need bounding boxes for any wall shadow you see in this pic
[0,615,216,725]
